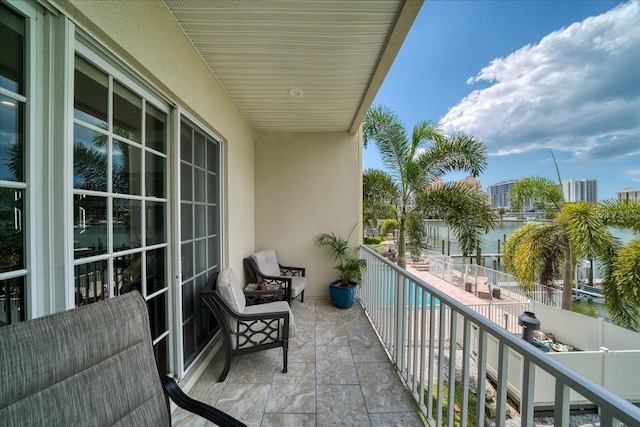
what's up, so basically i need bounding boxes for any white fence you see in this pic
[427,254,562,307]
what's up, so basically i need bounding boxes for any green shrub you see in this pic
[364,236,383,245]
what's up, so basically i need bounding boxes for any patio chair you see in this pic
[244,249,306,304]
[202,268,295,382]
[0,291,245,427]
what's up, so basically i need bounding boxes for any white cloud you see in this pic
[440,1,640,160]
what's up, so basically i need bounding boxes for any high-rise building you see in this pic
[487,180,517,208]
[562,179,597,203]
[617,187,640,202]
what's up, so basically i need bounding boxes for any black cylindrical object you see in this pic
[518,311,540,343]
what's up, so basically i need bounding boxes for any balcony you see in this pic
[172,296,423,426]
[175,248,640,426]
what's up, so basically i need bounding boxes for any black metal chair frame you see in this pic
[201,272,290,382]
[243,256,305,304]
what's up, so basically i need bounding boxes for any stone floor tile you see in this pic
[356,363,415,413]
[214,383,271,425]
[316,345,358,384]
[369,411,425,427]
[261,413,316,427]
[265,362,316,413]
[316,321,349,346]
[316,384,371,427]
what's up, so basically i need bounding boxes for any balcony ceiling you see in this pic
[162,0,422,133]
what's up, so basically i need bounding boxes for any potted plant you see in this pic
[314,231,367,309]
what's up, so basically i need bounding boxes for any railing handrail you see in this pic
[359,245,640,425]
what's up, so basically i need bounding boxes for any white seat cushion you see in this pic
[252,250,281,276]
[290,276,306,298]
[232,301,296,350]
[217,268,246,314]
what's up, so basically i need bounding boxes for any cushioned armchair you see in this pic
[244,250,306,304]
[0,292,245,427]
[202,268,295,382]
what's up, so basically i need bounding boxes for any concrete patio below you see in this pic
[172,297,425,427]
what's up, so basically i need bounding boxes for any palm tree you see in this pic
[504,177,640,325]
[363,169,397,231]
[362,105,495,268]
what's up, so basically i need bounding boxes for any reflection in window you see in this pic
[0,96,24,182]
[74,57,108,127]
[113,81,141,142]
[112,139,142,195]
[73,124,108,192]
[74,260,107,306]
[113,198,142,251]
[73,195,107,259]
[114,252,141,295]
[0,277,25,326]
[146,201,165,245]
[0,189,23,272]
[146,248,166,294]
[145,151,165,198]
[146,103,166,153]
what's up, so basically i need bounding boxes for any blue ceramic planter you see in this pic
[329,280,357,309]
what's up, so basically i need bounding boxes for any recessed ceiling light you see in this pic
[288,88,303,97]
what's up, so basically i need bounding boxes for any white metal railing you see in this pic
[358,246,640,427]
[465,302,530,334]
[427,254,562,308]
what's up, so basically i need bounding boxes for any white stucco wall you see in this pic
[60,0,256,275]
[254,131,362,297]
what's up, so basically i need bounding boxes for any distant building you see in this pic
[487,179,535,212]
[487,180,516,208]
[562,179,597,203]
[460,175,482,190]
[617,187,640,202]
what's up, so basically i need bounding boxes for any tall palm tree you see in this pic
[505,177,640,326]
[363,105,495,268]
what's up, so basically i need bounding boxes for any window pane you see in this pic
[74,195,107,259]
[145,152,165,198]
[73,124,108,192]
[207,172,217,204]
[154,336,168,375]
[181,242,193,281]
[113,81,141,142]
[113,198,142,252]
[114,252,141,295]
[207,139,218,172]
[146,201,165,245]
[194,169,205,203]
[194,131,206,169]
[180,164,192,202]
[148,292,167,340]
[195,239,206,275]
[194,205,206,239]
[180,125,192,162]
[208,205,219,236]
[145,103,165,153]
[0,96,24,182]
[0,188,23,272]
[74,260,107,306]
[113,139,142,195]
[0,4,25,94]
[146,248,166,294]
[0,276,25,325]
[207,236,219,269]
[181,203,192,241]
[182,279,195,320]
[74,57,108,127]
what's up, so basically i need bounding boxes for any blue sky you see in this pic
[364,1,640,200]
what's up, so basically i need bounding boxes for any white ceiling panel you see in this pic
[163,0,422,133]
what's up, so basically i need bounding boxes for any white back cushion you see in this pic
[217,268,246,314]
[252,250,281,276]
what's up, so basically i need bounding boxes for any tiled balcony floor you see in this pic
[173,297,425,427]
